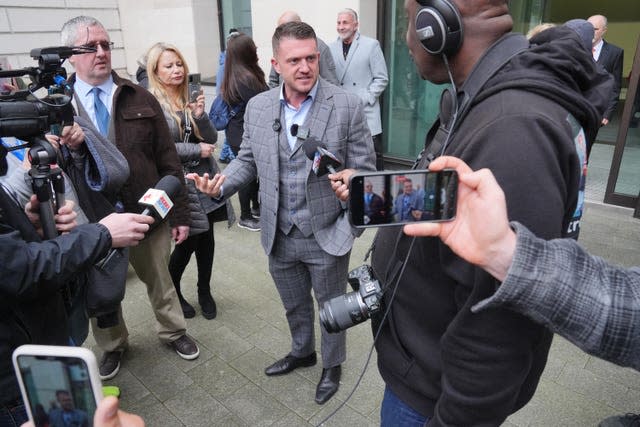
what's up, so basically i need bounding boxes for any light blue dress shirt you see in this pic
[280,80,319,149]
[74,76,116,130]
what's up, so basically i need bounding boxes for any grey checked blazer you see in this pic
[221,78,376,256]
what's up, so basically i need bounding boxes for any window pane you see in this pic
[381,0,448,161]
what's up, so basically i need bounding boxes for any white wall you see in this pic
[0,1,123,75]
[0,0,380,85]
[0,1,220,84]
[117,0,220,80]
[250,0,378,75]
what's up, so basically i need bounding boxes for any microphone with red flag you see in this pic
[96,175,182,269]
[303,137,342,177]
[138,175,181,218]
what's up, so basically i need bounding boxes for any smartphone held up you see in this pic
[349,169,458,228]
[13,345,103,427]
[188,73,201,103]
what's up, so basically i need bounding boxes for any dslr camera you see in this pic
[319,265,383,333]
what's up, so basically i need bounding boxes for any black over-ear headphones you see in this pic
[415,0,463,56]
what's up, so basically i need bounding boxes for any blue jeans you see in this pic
[0,401,28,427]
[219,139,235,161]
[381,385,429,427]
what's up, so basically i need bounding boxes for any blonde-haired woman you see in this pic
[147,42,231,320]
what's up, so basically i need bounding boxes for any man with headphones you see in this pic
[330,1,612,425]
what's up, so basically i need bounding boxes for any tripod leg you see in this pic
[51,167,66,212]
[30,173,58,240]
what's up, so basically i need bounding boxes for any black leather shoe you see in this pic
[315,365,341,404]
[264,352,317,376]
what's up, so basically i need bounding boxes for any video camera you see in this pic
[0,45,94,238]
[0,45,97,142]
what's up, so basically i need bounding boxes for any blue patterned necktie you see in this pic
[403,195,411,220]
[92,87,110,136]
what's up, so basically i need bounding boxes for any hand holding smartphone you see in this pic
[348,169,458,228]
[13,345,103,427]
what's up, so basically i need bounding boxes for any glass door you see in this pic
[605,35,640,210]
[380,0,449,165]
[218,0,253,46]
[509,0,546,34]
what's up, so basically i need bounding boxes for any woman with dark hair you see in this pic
[146,42,233,320]
[221,33,268,231]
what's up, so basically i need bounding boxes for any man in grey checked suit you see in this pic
[189,21,375,404]
[330,8,389,170]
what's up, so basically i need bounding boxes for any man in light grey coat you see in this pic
[189,21,375,405]
[330,8,388,170]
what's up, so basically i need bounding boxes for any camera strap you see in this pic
[182,109,192,143]
[416,33,529,169]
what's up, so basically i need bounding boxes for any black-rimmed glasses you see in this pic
[81,41,114,52]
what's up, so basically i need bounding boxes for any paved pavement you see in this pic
[84,151,640,426]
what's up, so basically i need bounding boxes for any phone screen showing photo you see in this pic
[349,169,458,228]
[15,354,97,427]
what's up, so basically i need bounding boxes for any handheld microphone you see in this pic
[302,137,342,177]
[97,175,182,269]
[138,175,181,218]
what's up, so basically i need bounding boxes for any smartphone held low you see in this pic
[349,169,458,228]
[13,345,103,427]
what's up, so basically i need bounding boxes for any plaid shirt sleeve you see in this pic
[472,221,640,370]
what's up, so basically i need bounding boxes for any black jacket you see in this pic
[596,40,624,120]
[0,186,111,405]
[371,29,611,426]
[226,82,267,151]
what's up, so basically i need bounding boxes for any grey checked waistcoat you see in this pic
[277,124,313,237]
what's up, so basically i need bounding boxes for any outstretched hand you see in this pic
[185,172,225,198]
[402,156,516,281]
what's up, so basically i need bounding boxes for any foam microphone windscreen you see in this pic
[138,175,182,219]
[303,137,323,160]
[155,175,182,198]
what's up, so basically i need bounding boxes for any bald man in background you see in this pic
[268,11,339,88]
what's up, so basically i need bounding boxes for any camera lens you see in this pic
[319,291,370,333]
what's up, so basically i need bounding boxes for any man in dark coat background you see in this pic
[588,14,624,126]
